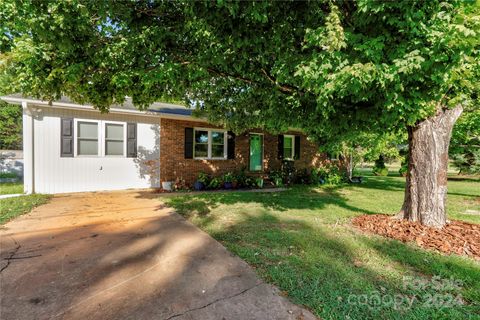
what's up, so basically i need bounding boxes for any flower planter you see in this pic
[224,182,233,190]
[161,181,173,191]
[193,181,205,191]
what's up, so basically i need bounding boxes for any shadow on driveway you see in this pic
[0,190,315,320]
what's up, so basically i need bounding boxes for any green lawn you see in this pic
[0,182,24,195]
[0,183,50,224]
[164,172,480,319]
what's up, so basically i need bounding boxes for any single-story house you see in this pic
[1,94,327,194]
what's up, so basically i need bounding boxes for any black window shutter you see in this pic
[277,135,284,160]
[227,131,235,159]
[127,123,137,157]
[60,118,73,157]
[185,127,194,159]
[294,135,301,160]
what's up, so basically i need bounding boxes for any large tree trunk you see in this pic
[398,105,463,228]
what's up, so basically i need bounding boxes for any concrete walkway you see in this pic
[0,190,315,320]
[0,193,23,199]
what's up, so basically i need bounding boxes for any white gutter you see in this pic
[1,96,208,122]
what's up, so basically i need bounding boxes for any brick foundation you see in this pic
[159,118,327,185]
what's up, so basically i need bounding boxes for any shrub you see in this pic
[173,177,189,191]
[0,172,18,179]
[399,161,408,177]
[313,163,345,185]
[244,176,257,188]
[235,168,248,188]
[268,170,284,187]
[222,172,234,183]
[196,172,210,184]
[372,155,389,176]
[373,167,389,176]
[255,177,264,188]
[295,168,311,184]
[281,160,296,185]
[207,177,222,189]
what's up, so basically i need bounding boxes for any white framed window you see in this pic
[73,119,127,157]
[283,135,295,160]
[75,119,100,156]
[104,122,126,157]
[194,128,227,159]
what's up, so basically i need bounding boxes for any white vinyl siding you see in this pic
[23,105,160,194]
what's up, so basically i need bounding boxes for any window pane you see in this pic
[211,131,224,144]
[283,148,293,159]
[284,136,293,148]
[283,136,293,159]
[195,130,208,144]
[106,141,124,155]
[106,124,123,140]
[212,144,225,158]
[78,139,98,155]
[194,144,208,157]
[249,135,263,171]
[78,122,98,139]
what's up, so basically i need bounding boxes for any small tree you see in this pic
[449,109,480,174]
[0,101,22,150]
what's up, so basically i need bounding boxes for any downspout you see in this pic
[23,101,35,193]
[31,106,35,194]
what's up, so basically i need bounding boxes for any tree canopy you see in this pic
[450,108,480,174]
[0,101,22,150]
[1,0,478,138]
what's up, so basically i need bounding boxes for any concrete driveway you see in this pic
[0,190,315,320]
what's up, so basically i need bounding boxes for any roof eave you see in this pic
[0,95,206,122]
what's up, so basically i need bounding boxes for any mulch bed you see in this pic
[352,214,480,261]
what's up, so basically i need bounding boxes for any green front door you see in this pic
[249,134,263,171]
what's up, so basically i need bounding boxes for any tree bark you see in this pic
[398,105,463,228]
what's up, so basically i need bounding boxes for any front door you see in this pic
[249,134,263,171]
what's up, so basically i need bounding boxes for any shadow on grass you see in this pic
[164,194,480,319]
[165,186,379,217]
[348,174,479,199]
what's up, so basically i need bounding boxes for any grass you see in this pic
[0,182,24,195]
[163,171,480,320]
[0,183,50,224]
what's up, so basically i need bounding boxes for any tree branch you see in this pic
[260,68,300,94]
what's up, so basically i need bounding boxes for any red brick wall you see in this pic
[160,118,327,185]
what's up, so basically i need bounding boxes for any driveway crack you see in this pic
[1,237,21,273]
[165,282,262,319]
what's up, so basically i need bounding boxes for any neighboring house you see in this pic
[0,150,23,178]
[1,94,326,194]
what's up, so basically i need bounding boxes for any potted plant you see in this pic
[223,172,234,189]
[255,177,264,188]
[208,177,221,190]
[194,172,209,191]
[161,180,173,191]
[235,169,247,188]
[231,174,239,189]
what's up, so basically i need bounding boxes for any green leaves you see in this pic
[450,109,480,174]
[0,0,478,140]
[0,101,22,149]
[304,4,345,52]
